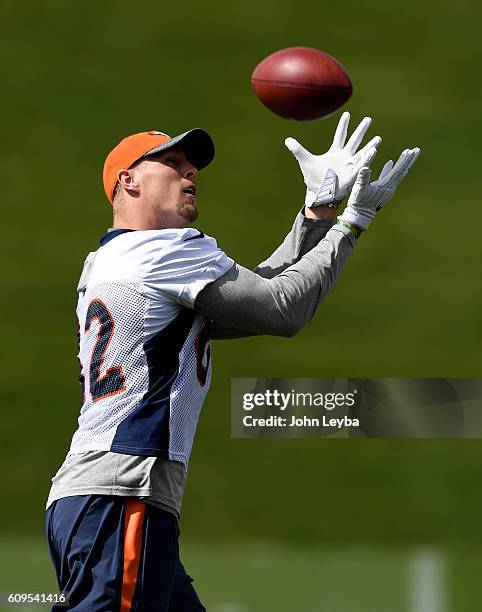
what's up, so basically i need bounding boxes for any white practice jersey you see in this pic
[70,227,234,465]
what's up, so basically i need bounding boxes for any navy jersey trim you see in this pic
[110,308,196,457]
[184,231,205,241]
[100,229,135,246]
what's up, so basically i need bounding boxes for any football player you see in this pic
[45,115,419,611]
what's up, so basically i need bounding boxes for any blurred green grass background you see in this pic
[1,0,481,608]
[0,539,481,612]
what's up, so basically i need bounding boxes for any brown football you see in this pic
[251,47,353,121]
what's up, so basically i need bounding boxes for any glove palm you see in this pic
[285,112,381,207]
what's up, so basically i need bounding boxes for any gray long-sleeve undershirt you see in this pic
[252,209,335,278]
[195,210,356,339]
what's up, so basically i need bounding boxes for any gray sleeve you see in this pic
[253,208,335,279]
[195,224,356,339]
[205,208,335,339]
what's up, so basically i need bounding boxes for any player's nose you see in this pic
[185,167,197,180]
[186,162,198,179]
[183,160,198,180]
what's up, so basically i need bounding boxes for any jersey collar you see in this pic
[99,228,135,246]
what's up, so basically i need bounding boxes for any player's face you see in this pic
[134,147,199,227]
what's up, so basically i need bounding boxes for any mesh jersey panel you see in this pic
[68,228,234,465]
[72,280,148,451]
[169,316,212,462]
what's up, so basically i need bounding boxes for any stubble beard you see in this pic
[177,197,198,224]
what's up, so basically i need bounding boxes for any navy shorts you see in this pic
[45,495,206,612]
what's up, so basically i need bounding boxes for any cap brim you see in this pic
[143,128,215,170]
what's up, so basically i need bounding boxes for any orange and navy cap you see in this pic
[102,128,215,204]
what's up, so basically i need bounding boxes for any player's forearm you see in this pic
[208,208,335,339]
[253,208,334,279]
[196,224,356,339]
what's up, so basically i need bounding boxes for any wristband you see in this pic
[311,199,343,209]
[336,219,363,238]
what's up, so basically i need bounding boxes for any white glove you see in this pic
[338,147,421,230]
[285,112,381,207]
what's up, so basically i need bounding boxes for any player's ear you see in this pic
[117,169,140,196]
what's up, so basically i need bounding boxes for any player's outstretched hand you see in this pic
[285,111,381,208]
[337,147,421,231]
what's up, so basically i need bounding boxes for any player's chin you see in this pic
[177,198,198,223]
